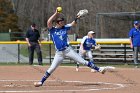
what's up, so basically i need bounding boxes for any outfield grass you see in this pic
[20,44,55,58]
[0,62,139,68]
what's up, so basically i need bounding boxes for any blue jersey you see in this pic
[129,27,140,47]
[49,24,72,51]
[81,36,96,50]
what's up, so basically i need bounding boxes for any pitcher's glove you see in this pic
[74,9,88,23]
[77,9,88,17]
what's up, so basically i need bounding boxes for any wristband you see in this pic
[74,17,79,23]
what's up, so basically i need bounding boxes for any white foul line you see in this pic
[0,80,125,92]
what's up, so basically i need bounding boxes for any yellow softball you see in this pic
[57,7,62,13]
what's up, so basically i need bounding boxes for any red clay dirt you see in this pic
[0,65,140,93]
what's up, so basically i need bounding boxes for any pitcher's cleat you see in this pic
[34,81,42,87]
[99,67,106,74]
[91,69,96,73]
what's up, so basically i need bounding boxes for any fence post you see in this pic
[17,43,20,63]
[49,44,51,64]
[124,44,127,64]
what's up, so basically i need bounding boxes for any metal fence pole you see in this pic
[49,44,51,64]
[124,44,127,64]
[17,43,20,63]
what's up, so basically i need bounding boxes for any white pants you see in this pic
[77,50,93,65]
[47,46,89,74]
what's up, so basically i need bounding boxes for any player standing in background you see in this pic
[34,8,106,87]
[25,23,43,65]
[76,31,100,72]
[129,21,140,65]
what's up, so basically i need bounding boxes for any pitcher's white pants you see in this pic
[47,46,89,74]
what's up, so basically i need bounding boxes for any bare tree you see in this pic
[14,0,140,38]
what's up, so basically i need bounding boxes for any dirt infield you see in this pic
[0,65,140,93]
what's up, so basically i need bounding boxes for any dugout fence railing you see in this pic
[0,38,135,64]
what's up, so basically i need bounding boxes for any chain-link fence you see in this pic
[0,39,136,65]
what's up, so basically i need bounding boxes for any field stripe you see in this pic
[0,80,125,92]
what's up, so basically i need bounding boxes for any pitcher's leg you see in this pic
[66,48,101,72]
[39,52,64,86]
[47,54,64,74]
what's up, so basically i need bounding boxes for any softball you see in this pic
[57,7,62,13]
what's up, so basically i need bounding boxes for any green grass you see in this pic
[59,63,140,68]
[0,62,139,68]
[97,63,139,68]
[20,44,55,58]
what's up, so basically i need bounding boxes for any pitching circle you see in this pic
[0,80,125,92]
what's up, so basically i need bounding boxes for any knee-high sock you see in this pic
[41,71,50,84]
[87,61,99,71]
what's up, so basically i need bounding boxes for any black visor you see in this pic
[56,18,65,23]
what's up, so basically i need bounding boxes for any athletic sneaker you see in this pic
[34,81,42,87]
[91,69,96,73]
[99,67,106,74]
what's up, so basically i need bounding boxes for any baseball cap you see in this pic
[88,31,95,34]
[31,23,36,27]
[134,21,139,25]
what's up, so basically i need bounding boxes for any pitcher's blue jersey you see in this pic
[49,24,72,51]
[81,36,96,50]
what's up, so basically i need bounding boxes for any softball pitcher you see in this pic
[34,7,106,87]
